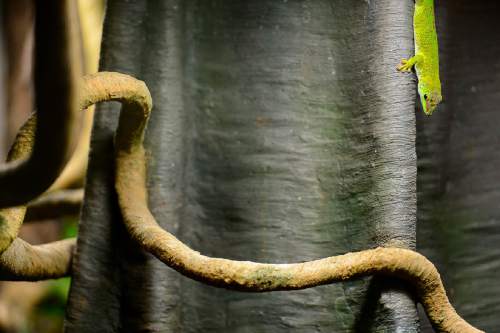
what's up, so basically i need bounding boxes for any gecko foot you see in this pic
[397,58,413,72]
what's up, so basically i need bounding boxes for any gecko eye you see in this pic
[424,94,428,100]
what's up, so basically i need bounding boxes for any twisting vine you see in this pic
[0,115,75,279]
[98,70,478,333]
[0,71,484,333]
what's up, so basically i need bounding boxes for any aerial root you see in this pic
[0,71,484,333]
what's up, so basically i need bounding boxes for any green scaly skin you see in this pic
[398,0,442,115]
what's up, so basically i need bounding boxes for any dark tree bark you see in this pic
[417,1,500,332]
[67,1,420,332]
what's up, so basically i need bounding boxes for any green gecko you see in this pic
[397,0,442,115]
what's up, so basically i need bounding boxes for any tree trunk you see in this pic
[66,1,420,332]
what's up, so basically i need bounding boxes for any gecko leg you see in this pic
[397,54,423,72]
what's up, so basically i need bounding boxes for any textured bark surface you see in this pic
[417,1,500,332]
[67,1,419,332]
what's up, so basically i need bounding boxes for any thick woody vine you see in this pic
[0,1,484,333]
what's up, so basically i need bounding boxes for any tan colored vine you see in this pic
[0,69,484,333]
[83,71,481,333]
[0,114,76,279]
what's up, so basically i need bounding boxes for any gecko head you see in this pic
[418,85,442,116]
